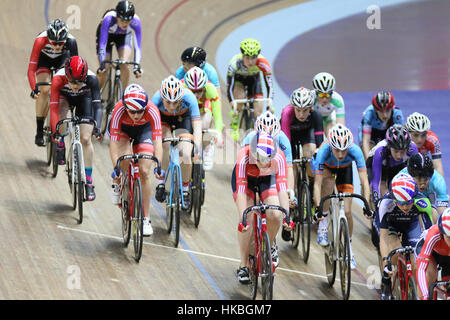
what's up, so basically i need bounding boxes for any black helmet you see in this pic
[47,19,69,42]
[116,0,135,21]
[181,47,207,68]
[385,124,411,150]
[407,153,434,179]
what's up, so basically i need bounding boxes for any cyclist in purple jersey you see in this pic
[367,124,418,204]
[96,1,142,89]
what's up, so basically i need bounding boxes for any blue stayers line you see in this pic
[151,197,227,300]
[44,0,50,25]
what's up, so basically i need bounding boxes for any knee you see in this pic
[40,85,51,96]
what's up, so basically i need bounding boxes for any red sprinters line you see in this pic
[154,0,189,74]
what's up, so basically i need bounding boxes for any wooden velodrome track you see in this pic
[0,0,380,300]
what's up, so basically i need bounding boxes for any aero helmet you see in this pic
[116,0,135,21]
[250,132,277,163]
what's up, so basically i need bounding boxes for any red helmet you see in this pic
[372,91,395,111]
[65,56,88,83]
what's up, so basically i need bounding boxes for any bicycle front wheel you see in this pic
[167,166,181,248]
[132,177,144,262]
[260,231,273,300]
[406,276,418,300]
[338,217,351,300]
[100,69,113,135]
[324,206,336,287]
[299,181,312,263]
[192,163,203,228]
[122,175,131,247]
[74,144,84,224]
[51,142,58,178]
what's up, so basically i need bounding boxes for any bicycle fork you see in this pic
[166,147,185,208]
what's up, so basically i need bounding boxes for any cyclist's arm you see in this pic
[379,227,391,267]
[280,105,293,141]
[148,103,163,165]
[370,146,384,202]
[362,132,372,159]
[97,15,113,64]
[312,110,324,146]
[49,77,64,134]
[27,36,46,91]
[416,227,440,300]
[66,36,78,57]
[226,73,236,103]
[358,170,371,205]
[256,57,273,100]
[333,93,345,125]
[130,16,142,64]
[87,74,102,130]
[274,152,289,212]
[433,158,444,178]
[207,84,224,133]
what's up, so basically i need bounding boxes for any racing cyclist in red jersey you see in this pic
[50,57,102,201]
[415,208,450,300]
[28,19,78,146]
[109,84,163,236]
[232,133,293,283]
[405,112,444,178]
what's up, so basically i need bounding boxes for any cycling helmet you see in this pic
[160,75,184,102]
[47,19,69,42]
[438,208,450,237]
[328,124,353,150]
[250,132,277,163]
[405,112,431,133]
[386,124,411,150]
[181,47,207,68]
[240,38,261,56]
[372,91,395,111]
[312,72,335,94]
[65,56,88,83]
[389,172,417,203]
[116,0,135,21]
[407,153,434,179]
[254,111,281,138]
[184,66,208,90]
[290,87,314,109]
[122,84,148,111]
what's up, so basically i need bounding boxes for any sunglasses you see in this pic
[191,88,205,94]
[51,41,65,46]
[68,80,84,85]
[394,199,414,206]
[317,92,332,98]
[127,109,145,115]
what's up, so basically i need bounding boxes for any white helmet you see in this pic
[160,75,184,102]
[184,66,208,90]
[328,124,353,150]
[312,72,335,93]
[405,112,431,133]
[254,111,280,137]
[290,87,314,108]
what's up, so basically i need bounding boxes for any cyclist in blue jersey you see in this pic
[312,124,371,268]
[96,1,143,89]
[358,91,404,159]
[151,75,202,208]
[175,47,220,96]
[241,111,295,207]
[367,124,418,205]
[400,153,448,223]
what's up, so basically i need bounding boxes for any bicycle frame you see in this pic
[231,97,272,115]
[165,142,185,209]
[385,246,417,300]
[428,279,450,300]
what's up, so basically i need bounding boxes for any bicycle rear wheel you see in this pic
[192,163,203,228]
[44,116,52,165]
[291,175,301,248]
[391,266,403,300]
[100,69,113,135]
[260,231,273,300]
[299,181,312,263]
[132,177,144,262]
[122,174,131,247]
[324,205,336,287]
[51,142,58,178]
[248,254,258,300]
[74,144,84,224]
[338,217,351,300]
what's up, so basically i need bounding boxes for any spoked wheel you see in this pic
[68,148,76,210]
[299,181,312,263]
[74,144,84,224]
[338,218,351,300]
[100,70,113,135]
[290,207,300,248]
[325,207,336,287]
[121,175,131,247]
[132,177,144,262]
[51,142,59,178]
[406,276,418,300]
[239,107,255,134]
[248,255,258,300]
[391,265,403,300]
[192,163,203,228]
[260,231,273,300]
[44,116,52,166]
[167,166,181,248]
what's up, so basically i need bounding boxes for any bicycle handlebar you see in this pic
[103,59,140,67]
[231,97,272,113]
[162,137,198,154]
[428,280,450,300]
[238,204,290,232]
[35,81,52,89]
[114,153,161,176]
[55,117,97,135]
[316,192,372,219]
[384,246,414,269]
[292,158,312,165]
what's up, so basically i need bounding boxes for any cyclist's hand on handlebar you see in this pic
[92,127,102,140]
[111,168,122,183]
[133,65,143,78]
[238,222,249,233]
[97,62,106,74]
[383,263,394,277]
[313,207,324,223]
[283,220,295,232]
[154,167,165,180]
[363,208,374,219]
[30,88,40,99]
[52,132,62,143]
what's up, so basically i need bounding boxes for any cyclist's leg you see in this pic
[230,83,246,140]
[336,165,354,236]
[97,52,112,90]
[56,97,70,164]
[317,166,335,245]
[132,142,155,220]
[117,34,133,89]
[34,68,52,144]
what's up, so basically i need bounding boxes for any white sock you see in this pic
[319,214,328,229]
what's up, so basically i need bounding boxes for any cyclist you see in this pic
[367,124,418,205]
[415,208,450,300]
[405,112,444,177]
[176,47,220,93]
[311,72,345,134]
[399,153,448,223]
[109,84,163,236]
[28,18,78,146]
[50,56,103,201]
[96,0,142,90]
[313,124,371,269]
[374,172,433,300]
[151,75,202,209]
[241,111,295,208]
[358,91,404,159]
[233,132,293,283]
[182,67,223,170]
[226,38,274,141]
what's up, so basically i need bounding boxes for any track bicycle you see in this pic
[290,157,313,263]
[162,133,197,247]
[428,275,450,300]
[239,202,290,300]
[231,97,272,141]
[55,114,96,224]
[114,153,161,262]
[384,246,418,300]
[316,192,371,300]
[99,59,140,136]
